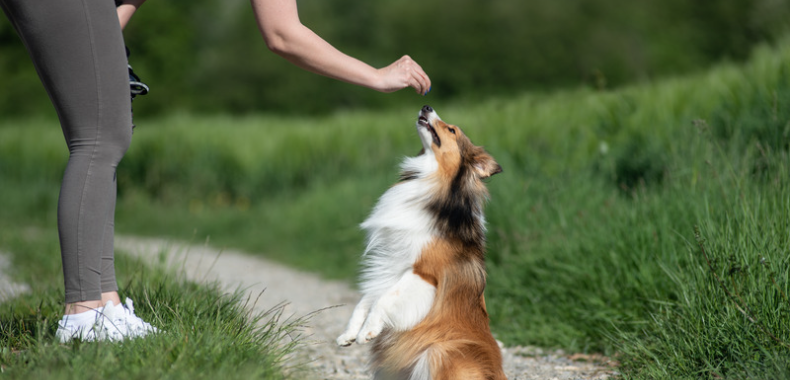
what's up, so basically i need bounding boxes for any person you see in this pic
[0,0,431,342]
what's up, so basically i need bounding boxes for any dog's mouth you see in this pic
[417,115,441,147]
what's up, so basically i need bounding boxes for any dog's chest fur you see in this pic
[358,154,438,298]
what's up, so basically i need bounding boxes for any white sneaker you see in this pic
[118,297,159,338]
[56,310,100,343]
[99,301,128,341]
[55,306,126,343]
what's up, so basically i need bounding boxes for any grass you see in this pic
[0,223,307,379]
[2,38,790,379]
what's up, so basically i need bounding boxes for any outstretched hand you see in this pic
[251,0,431,96]
[376,55,432,95]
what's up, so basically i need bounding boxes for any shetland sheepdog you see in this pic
[337,105,505,380]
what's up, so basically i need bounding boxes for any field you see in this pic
[2,40,790,378]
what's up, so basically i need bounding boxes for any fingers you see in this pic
[398,55,431,95]
[379,55,431,95]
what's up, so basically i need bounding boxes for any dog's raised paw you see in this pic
[356,314,385,344]
[356,327,382,344]
[356,332,375,344]
[336,333,356,347]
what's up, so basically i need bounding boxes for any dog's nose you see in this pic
[422,105,433,113]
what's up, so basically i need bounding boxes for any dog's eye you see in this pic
[448,127,456,135]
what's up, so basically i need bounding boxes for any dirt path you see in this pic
[115,236,616,380]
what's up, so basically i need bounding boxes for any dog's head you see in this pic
[416,105,502,181]
[411,105,501,244]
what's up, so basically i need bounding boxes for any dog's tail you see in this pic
[372,330,504,380]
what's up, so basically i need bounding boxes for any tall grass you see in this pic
[2,39,790,378]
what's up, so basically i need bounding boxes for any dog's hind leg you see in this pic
[357,271,435,344]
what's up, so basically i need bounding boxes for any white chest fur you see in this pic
[336,156,439,346]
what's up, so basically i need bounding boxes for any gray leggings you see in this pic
[1,0,132,303]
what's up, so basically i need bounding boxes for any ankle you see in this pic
[64,300,102,315]
[101,291,122,307]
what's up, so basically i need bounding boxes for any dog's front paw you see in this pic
[356,319,384,344]
[336,331,357,347]
[356,330,379,344]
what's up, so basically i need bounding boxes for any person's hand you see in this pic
[376,55,432,95]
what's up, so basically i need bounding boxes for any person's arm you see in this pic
[250,0,431,95]
[117,0,146,30]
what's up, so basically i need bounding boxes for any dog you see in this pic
[337,105,505,380]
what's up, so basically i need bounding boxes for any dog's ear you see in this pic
[473,152,502,179]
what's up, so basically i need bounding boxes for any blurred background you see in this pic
[2,0,790,117]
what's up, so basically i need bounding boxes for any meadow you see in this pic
[2,39,790,378]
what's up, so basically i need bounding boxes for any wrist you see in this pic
[364,68,387,92]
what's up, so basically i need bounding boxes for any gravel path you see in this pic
[114,236,617,380]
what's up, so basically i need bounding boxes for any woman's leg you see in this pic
[0,0,132,313]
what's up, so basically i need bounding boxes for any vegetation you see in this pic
[2,22,790,380]
[0,222,306,379]
[2,0,790,116]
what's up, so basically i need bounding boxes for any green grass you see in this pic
[2,39,790,379]
[0,223,307,379]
